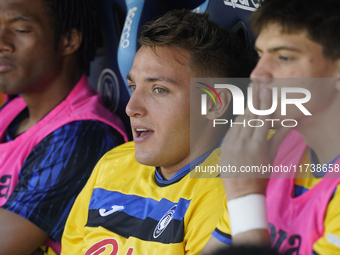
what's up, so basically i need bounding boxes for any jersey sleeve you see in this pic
[312,185,340,254]
[184,177,227,255]
[2,120,123,242]
[61,154,104,255]
[211,197,232,245]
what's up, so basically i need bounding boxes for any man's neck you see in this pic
[158,162,188,181]
[18,70,82,134]
[158,139,221,180]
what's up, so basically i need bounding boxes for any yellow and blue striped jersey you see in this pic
[61,142,226,255]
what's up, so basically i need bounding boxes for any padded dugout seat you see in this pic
[88,0,205,140]
[88,0,257,140]
[195,0,258,50]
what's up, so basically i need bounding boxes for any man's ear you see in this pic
[205,89,232,120]
[59,28,82,56]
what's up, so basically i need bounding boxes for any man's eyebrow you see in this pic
[145,76,177,85]
[9,15,35,23]
[126,74,178,85]
[255,45,301,53]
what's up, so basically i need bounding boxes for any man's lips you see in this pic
[0,64,15,72]
[135,128,154,137]
[0,57,16,73]
[133,126,154,141]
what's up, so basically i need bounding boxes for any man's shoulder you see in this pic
[88,141,154,195]
[104,141,135,156]
[99,141,138,167]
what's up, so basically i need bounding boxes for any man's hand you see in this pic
[220,84,290,199]
[220,84,290,245]
[0,208,48,255]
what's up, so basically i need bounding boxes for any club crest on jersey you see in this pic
[153,205,177,239]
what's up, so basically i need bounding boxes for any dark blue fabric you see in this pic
[89,189,190,221]
[2,120,123,242]
[87,189,190,244]
[212,228,232,245]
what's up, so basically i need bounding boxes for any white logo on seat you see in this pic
[153,205,177,239]
[120,6,138,49]
[224,0,259,11]
[99,205,124,217]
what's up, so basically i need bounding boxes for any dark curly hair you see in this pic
[42,0,100,75]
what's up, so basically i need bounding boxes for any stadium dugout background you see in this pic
[1,0,259,140]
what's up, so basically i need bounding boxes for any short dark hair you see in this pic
[139,9,255,78]
[42,0,100,75]
[251,0,340,61]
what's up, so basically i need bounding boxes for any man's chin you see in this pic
[134,151,158,167]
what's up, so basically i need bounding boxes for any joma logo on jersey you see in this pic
[223,0,260,11]
[153,205,177,239]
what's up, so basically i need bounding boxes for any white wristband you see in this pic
[227,194,268,236]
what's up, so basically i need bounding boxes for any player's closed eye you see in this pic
[15,30,31,33]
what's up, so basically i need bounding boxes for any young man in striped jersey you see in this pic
[61,9,255,255]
